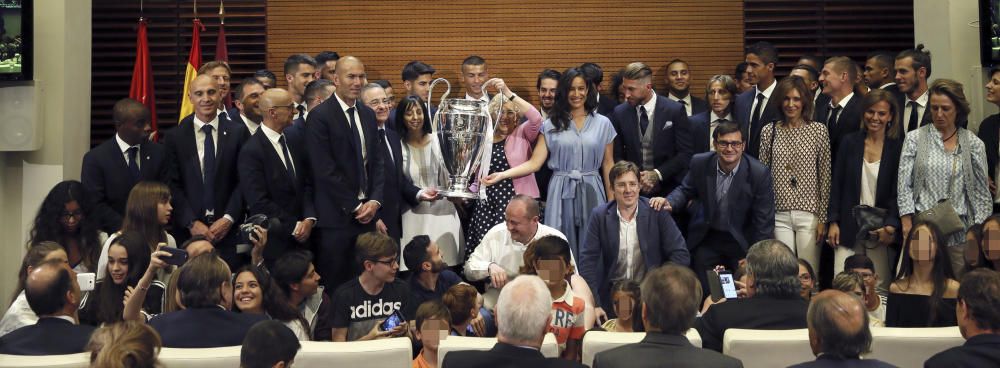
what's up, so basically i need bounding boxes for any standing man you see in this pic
[306,56,385,292]
[895,45,933,132]
[254,69,277,90]
[284,54,318,120]
[82,98,169,233]
[537,68,561,119]
[580,62,618,116]
[238,88,316,265]
[462,55,490,104]
[816,56,863,160]
[164,74,249,268]
[610,62,693,197]
[864,51,902,100]
[402,61,437,99]
[789,64,830,121]
[315,51,340,81]
[663,59,709,116]
[735,41,781,158]
[233,77,266,134]
[290,79,335,129]
[199,60,234,114]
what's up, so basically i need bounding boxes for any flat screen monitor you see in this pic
[0,0,31,82]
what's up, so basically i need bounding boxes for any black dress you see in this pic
[885,292,958,327]
[466,140,516,257]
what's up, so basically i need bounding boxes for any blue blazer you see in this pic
[376,127,421,242]
[0,317,96,355]
[734,88,780,158]
[688,111,713,155]
[666,152,775,252]
[609,95,693,195]
[149,307,267,348]
[81,137,170,233]
[579,197,690,312]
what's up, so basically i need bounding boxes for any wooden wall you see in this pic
[265,0,745,106]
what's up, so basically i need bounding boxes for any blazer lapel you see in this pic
[606,204,621,267]
[636,203,654,268]
[706,156,719,217]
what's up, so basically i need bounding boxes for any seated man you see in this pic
[926,268,1000,368]
[789,290,895,367]
[442,275,586,368]
[594,264,741,368]
[0,260,95,355]
[695,239,808,352]
[241,320,301,368]
[406,235,495,337]
[580,160,689,320]
[149,252,267,348]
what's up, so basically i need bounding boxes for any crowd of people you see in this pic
[1,41,1000,368]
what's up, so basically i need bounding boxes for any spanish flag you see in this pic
[178,18,205,123]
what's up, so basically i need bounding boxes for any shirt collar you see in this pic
[334,92,355,112]
[242,114,261,132]
[710,111,733,123]
[757,80,776,99]
[193,114,220,131]
[260,124,283,144]
[910,90,929,106]
[668,93,691,106]
[115,133,136,153]
[879,82,896,89]
[831,92,855,109]
[717,157,742,176]
[615,204,638,223]
[551,280,576,306]
[639,93,657,114]
[465,92,489,104]
[47,315,77,325]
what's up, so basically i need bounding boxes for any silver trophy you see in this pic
[427,78,503,199]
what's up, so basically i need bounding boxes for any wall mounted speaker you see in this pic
[0,84,40,151]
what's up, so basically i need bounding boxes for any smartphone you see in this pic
[707,270,738,302]
[379,309,406,332]
[161,247,189,267]
[77,272,96,292]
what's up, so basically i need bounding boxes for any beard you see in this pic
[431,259,448,273]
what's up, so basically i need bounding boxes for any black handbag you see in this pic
[852,205,887,242]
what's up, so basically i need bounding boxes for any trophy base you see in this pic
[439,189,479,199]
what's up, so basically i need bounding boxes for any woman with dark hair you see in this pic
[977,67,1000,213]
[395,95,464,271]
[80,232,164,325]
[97,181,176,282]
[758,76,831,275]
[886,221,959,327]
[601,280,643,332]
[28,180,106,273]
[826,89,903,291]
[232,264,312,340]
[797,258,817,301]
[0,242,67,337]
[965,215,1000,272]
[898,79,991,277]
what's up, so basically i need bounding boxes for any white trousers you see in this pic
[774,210,820,271]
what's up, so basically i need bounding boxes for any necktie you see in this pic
[296,104,306,119]
[639,105,649,135]
[679,99,689,115]
[378,128,393,164]
[347,107,367,192]
[278,135,296,180]
[201,124,216,213]
[126,146,140,179]
[749,93,765,147]
[908,101,919,132]
[827,105,842,130]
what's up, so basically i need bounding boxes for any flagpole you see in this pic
[219,0,224,25]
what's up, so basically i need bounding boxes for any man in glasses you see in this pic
[660,122,776,295]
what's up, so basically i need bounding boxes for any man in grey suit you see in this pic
[593,264,742,368]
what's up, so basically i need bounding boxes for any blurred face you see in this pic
[612,291,635,321]
[404,104,425,133]
[297,263,321,297]
[745,53,772,86]
[666,62,690,94]
[707,81,733,116]
[894,57,923,95]
[362,88,391,125]
[384,86,396,110]
[463,64,489,97]
[864,58,887,88]
[782,88,804,122]
[535,259,567,287]
[237,83,266,123]
[612,171,640,209]
[567,76,588,110]
[798,264,814,299]
[538,78,558,110]
[505,202,539,245]
[255,76,276,90]
[208,66,231,101]
[406,74,433,100]
[929,93,958,130]
[909,225,937,262]
[333,60,367,103]
[157,199,172,226]
[107,244,129,285]
[714,131,745,167]
[820,63,848,95]
[189,76,220,120]
[60,200,83,234]
[319,60,338,81]
[417,318,450,352]
[234,271,263,313]
[286,63,316,98]
[863,100,892,135]
[983,219,1000,261]
[368,256,399,283]
[495,102,519,136]
[789,68,818,92]
[966,231,982,267]
[623,77,652,107]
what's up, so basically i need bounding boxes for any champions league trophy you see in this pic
[427,77,504,199]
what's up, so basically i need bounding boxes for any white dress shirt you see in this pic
[828,92,855,122]
[260,124,295,173]
[465,92,490,105]
[903,90,929,133]
[750,80,777,120]
[333,92,368,201]
[708,111,734,152]
[191,115,220,175]
[611,206,645,283]
[242,113,260,134]
[668,93,694,116]
[638,92,657,124]
[115,133,140,170]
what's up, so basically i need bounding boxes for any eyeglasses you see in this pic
[715,140,744,149]
[60,210,83,220]
[370,258,399,267]
[798,274,813,282]
[367,98,392,107]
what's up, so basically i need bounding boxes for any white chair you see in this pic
[294,338,412,368]
[867,326,964,367]
[581,329,702,367]
[437,333,558,367]
[158,346,242,367]
[0,352,89,368]
[722,328,813,368]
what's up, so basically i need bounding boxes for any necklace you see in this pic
[942,129,958,142]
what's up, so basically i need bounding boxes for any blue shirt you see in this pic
[407,269,462,307]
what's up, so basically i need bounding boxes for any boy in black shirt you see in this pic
[332,232,416,341]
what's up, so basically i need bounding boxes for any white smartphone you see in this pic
[77,272,96,292]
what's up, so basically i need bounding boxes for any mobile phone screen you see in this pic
[720,272,738,299]
[380,310,404,331]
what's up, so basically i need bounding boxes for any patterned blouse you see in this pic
[758,121,832,222]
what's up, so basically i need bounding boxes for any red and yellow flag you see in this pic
[129,18,157,138]
[178,18,205,123]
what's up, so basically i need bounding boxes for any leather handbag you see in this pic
[915,199,965,236]
[852,205,887,241]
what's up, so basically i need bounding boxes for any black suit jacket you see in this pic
[788,355,897,368]
[978,114,1000,184]
[827,132,902,248]
[81,137,170,233]
[375,126,420,241]
[0,317,96,355]
[694,295,809,352]
[306,95,385,229]
[814,93,864,162]
[666,152,775,253]
[896,93,933,131]
[442,342,586,368]
[811,92,832,122]
[610,94,693,195]
[594,332,743,368]
[689,96,710,116]
[734,86,781,158]
[238,128,316,261]
[880,84,904,103]
[163,114,249,231]
[227,107,244,126]
[597,94,618,117]
[688,112,737,155]
[149,307,267,348]
[925,334,1000,368]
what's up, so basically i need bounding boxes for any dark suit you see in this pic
[695,295,809,352]
[375,126,420,242]
[81,136,170,233]
[227,107,244,126]
[610,94,693,196]
[734,85,781,158]
[593,332,743,368]
[306,95,385,291]
[149,307,266,348]
[579,198,690,313]
[827,132,902,249]
[814,93,863,163]
[811,92,832,122]
[597,94,618,117]
[666,95,710,117]
[897,94,933,132]
[880,83,904,103]
[163,113,249,267]
[0,317,96,355]
[441,342,586,368]
[978,114,1000,212]
[238,127,316,265]
[925,334,1000,368]
[689,112,737,155]
[789,355,897,368]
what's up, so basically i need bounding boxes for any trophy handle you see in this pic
[427,78,451,113]
[482,78,507,131]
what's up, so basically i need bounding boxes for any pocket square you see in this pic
[662,121,673,130]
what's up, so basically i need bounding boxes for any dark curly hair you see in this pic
[233,264,312,340]
[27,180,102,272]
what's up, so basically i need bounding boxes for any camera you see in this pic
[240,214,269,244]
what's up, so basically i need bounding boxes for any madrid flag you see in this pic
[178,19,205,123]
[129,18,157,137]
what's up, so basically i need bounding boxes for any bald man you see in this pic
[164,74,250,269]
[82,98,170,233]
[0,261,96,355]
[238,88,316,266]
[788,290,896,367]
[306,56,386,291]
